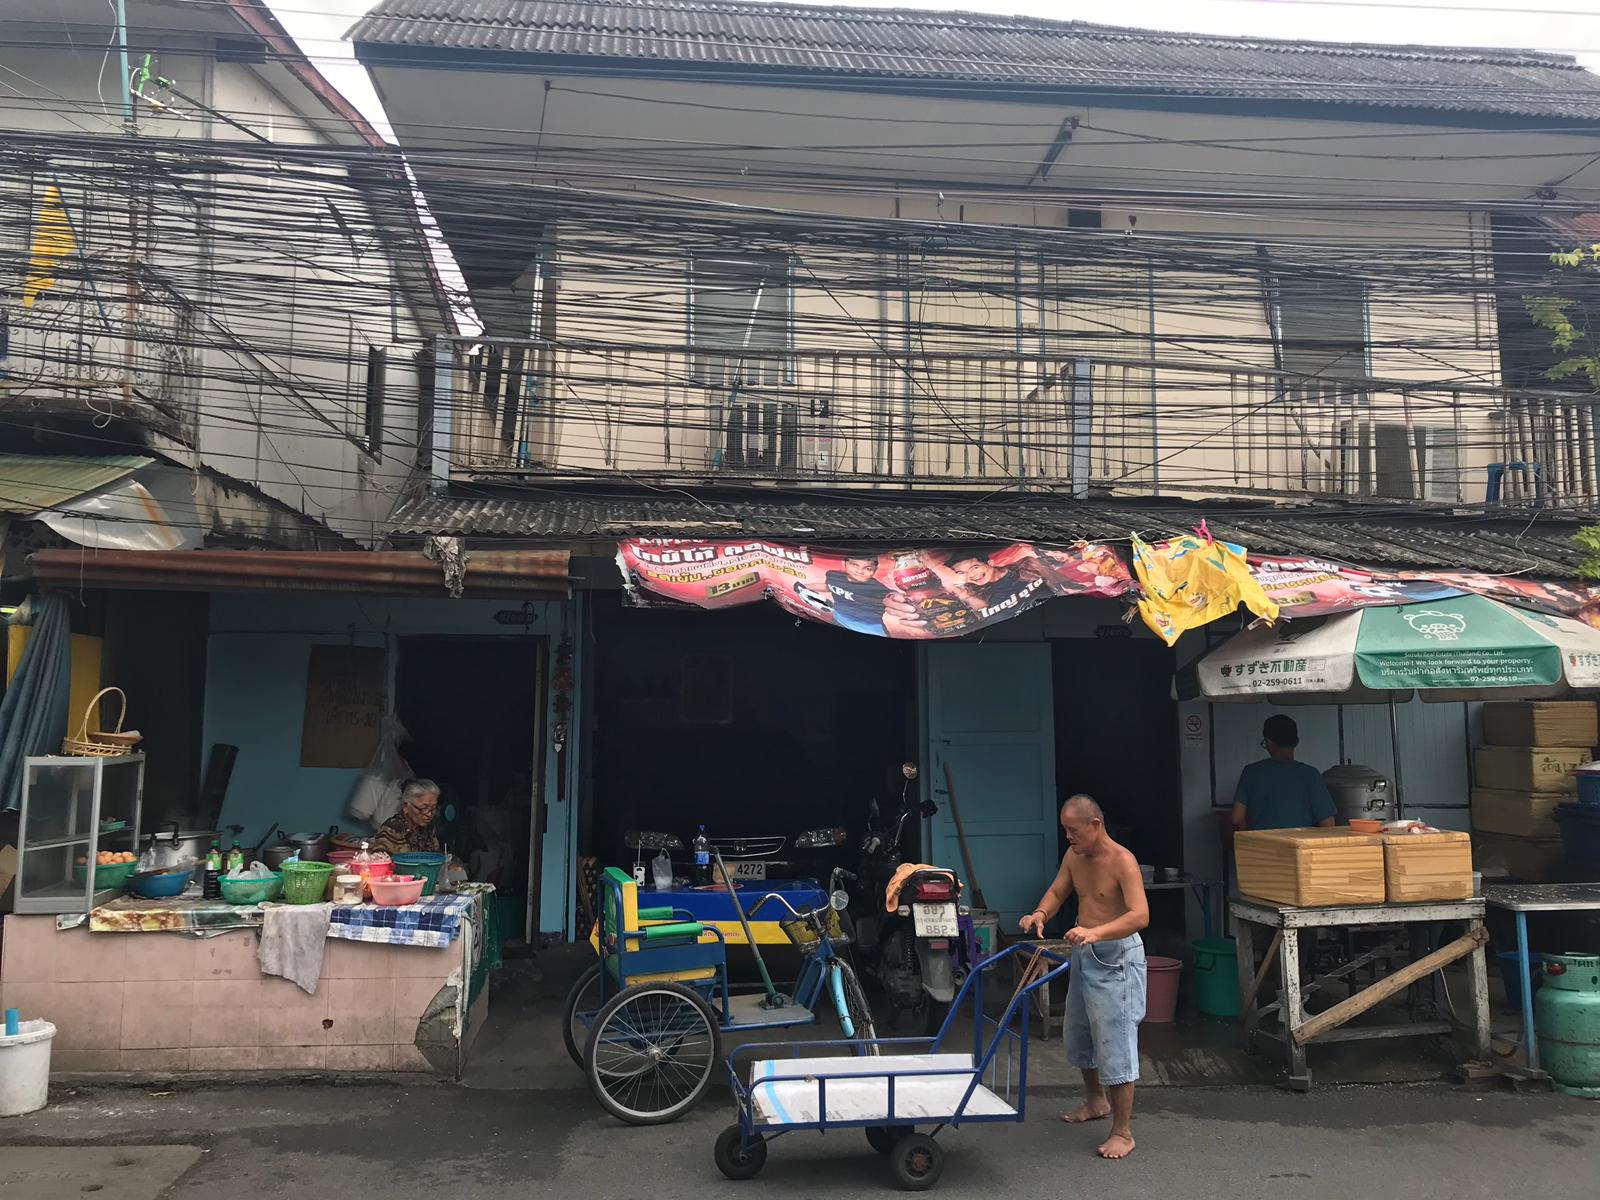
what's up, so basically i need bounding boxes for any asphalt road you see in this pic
[0,1080,1594,1199]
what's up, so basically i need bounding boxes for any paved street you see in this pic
[0,1080,1593,1199]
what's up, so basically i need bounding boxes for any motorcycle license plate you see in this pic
[727,860,766,881]
[913,902,958,938]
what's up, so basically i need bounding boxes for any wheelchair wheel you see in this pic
[584,982,723,1125]
[561,963,603,1068]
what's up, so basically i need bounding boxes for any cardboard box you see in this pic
[1383,831,1474,902]
[1470,788,1568,839]
[1481,701,1598,749]
[1474,746,1588,793]
[1473,831,1566,883]
[1235,827,1386,907]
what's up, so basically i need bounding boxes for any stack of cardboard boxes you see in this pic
[1471,701,1597,882]
[1236,826,1474,907]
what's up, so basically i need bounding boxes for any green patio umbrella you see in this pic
[1187,594,1600,816]
[1193,593,1600,700]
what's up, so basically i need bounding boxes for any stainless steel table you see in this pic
[1483,882,1600,1073]
[1231,897,1490,1091]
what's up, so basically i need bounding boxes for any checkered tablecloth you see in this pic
[326,893,478,948]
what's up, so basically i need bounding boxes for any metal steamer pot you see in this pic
[286,826,339,863]
[144,821,244,864]
[1323,762,1395,824]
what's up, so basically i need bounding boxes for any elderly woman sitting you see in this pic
[372,779,443,856]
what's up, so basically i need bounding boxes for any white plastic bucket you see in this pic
[0,1019,55,1117]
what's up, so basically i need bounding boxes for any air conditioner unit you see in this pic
[1333,420,1460,502]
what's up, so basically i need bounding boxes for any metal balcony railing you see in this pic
[438,337,1599,509]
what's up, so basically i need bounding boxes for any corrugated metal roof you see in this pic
[0,454,153,516]
[350,0,1600,120]
[387,491,1592,577]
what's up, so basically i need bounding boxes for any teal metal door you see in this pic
[925,643,1059,927]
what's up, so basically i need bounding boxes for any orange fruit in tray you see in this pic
[77,856,87,865]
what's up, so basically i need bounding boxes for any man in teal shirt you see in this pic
[1231,715,1337,831]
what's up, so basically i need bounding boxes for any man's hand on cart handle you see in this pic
[1019,909,1047,938]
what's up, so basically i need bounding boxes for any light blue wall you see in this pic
[204,591,581,936]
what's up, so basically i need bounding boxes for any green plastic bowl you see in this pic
[72,859,138,892]
[217,872,284,905]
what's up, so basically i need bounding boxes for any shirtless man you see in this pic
[1019,794,1150,1160]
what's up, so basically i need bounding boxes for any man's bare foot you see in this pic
[1097,1132,1135,1160]
[1061,1101,1111,1124]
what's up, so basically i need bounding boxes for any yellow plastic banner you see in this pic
[23,184,77,308]
[1132,528,1280,646]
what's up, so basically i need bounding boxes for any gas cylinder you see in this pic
[1534,953,1600,1098]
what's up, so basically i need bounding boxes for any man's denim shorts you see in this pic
[1064,933,1147,1086]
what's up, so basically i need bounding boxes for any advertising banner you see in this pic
[616,538,1600,639]
[616,539,1133,639]
[1249,556,1469,618]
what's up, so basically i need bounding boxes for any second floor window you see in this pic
[688,255,792,389]
[1275,277,1368,383]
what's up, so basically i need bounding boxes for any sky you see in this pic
[273,0,1600,142]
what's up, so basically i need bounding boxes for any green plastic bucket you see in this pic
[280,860,335,904]
[1191,937,1241,1018]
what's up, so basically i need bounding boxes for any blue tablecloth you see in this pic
[327,893,478,948]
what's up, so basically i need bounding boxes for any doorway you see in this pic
[395,636,546,945]
[587,595,914,868]
[1052,637,1181,869]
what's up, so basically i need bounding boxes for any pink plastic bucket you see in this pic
[1143,955,1182,1024]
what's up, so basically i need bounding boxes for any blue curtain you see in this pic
[0,592,72,812]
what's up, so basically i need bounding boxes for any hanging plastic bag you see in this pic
[1132,526,1279,646]
[347,714,412,828]
[651,851,673,891]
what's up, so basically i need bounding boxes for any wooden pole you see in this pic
[1292,927,1487,1045]
[941,760,988,911]
[1241,930,1282,1017]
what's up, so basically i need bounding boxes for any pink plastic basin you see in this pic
[368,874,424,906]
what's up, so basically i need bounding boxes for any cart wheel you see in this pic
[866,1125,914,1155]
[584,983,722,1125]
[714,1124,767,1180]
[891,1133,944,1191]
[561,963,603,1068]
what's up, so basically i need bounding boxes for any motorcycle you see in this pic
[842,763,965,1034]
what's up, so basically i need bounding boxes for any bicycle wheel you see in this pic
[561,962,603,1068]
[835,962,880,1050]
[584,983,723,1125]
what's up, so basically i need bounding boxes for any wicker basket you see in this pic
[61,687,142,757]
[781,909,849,951]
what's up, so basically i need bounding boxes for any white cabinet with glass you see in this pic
[15,754,144,914]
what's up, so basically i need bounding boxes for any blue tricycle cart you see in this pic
[714,943,1071,1191]
[564,867,878,1124]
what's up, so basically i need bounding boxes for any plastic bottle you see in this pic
[692,826,711,886]
[226,841,245,873]
[203,841,222,899]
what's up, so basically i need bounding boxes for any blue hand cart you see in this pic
[714,942,1071,1191]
